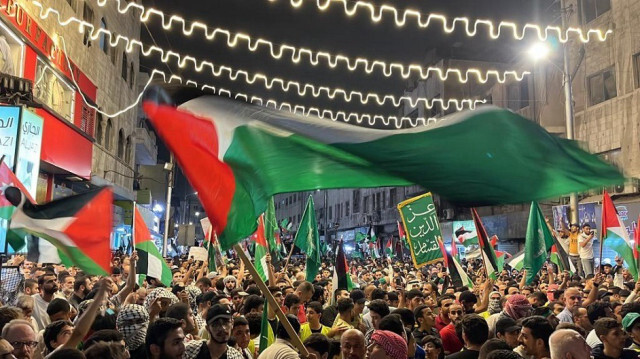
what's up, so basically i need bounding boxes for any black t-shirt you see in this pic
[195,342,231,359]
[445,349,479,359]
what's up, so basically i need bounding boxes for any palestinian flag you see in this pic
[5,186,112,275]
[201,217,225,270]
[549,231,575,273]
[455,226,478,247]
[397,221,408,249]
[369,241,381,259]
[385,237,393,257]
[252,214,270,282]
[472,208,501,279]
[0,160,36,251]
[602,191,638,281]
[439,240,473,289]
[134,205,172,287]
[142,89,622,250]
[332,241,353,303]
[506,251,524,270]
[450,238,459,262]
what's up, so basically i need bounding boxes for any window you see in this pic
[507,81,529,111]
[335,204,339,219]
[121,53,128,80]
[363,196,369,213]
[581,0,611,23]
[105,119,113,150]
[633,53,640,89]
[82,5,94,46]
[80,103,95,136]
[129,62,135,88]
[389,188,397,208]
[297,214,300,223]
[345,201,350,217]
[588,68,617,105]
[96,114,103,145]
[285,198,288,205]
[382,192,386,209]
[125,136,132,164]
[117,129,125,158]
[34,58,75,122]
[99,18,108,54]
[329,206,332,220]
[376,193,381,210]
[353,191,360,213]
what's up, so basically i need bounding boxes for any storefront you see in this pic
[0,1,97,252]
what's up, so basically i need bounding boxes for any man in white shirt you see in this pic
[578,224,595,277]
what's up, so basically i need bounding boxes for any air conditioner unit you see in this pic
[614,184,625,193]
[447,209,456,220]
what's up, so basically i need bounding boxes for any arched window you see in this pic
[125,135,132,164]
[117,129,125,158]
[96,113,103,145]
[99,18,108,54]
[105,119,113,150]
[121,53,128,80]
[129,62,135,88]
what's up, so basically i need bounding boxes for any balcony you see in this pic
[134,127,158,166]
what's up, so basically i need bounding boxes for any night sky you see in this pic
[141,0,558,194]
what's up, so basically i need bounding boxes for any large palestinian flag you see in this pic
[5,186,112,275]
[134,205,172,287]
[142,88,623,250]
[472,208,502,279]
[439,240,473,289]
[332,241,353,303]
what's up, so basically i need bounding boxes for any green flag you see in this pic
[294,195,321,281]
[524,202,555,284]
[258,300,274,354]
[265,198,282,261]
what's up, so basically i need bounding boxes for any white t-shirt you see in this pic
[586,329,602,348]
[578,233,594,259]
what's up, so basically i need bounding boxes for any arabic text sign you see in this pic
[397,193,444,267]
[0,106,19,169]
[15,108,43,199]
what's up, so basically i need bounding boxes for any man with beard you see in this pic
[193,304,243,358]
[146,318,186,359]
[69,276,90,309]
[439,302,464,354]
[32,272,59,331]
[517,316,553,359]
[435,294,455,332]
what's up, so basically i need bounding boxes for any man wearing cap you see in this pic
[231,288,249,313]
[192,304,243,358]
[622,312,640,352]
[495,317,521,349]
[258,314,301,359]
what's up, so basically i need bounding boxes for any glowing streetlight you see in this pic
[527,42,551,62]
[195,211,200,216]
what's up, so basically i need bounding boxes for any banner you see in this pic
[15,108,43,199]
[397,192,444,267]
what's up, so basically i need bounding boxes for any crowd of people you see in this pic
[0,242,639,359]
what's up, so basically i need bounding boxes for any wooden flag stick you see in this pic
[281,242,296,273]
[233,244,309,358]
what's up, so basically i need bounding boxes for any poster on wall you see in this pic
[15,108,43,199]
[0,106,19,168]
[0,21,24,77]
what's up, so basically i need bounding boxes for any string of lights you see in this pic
[59,37,442,129]
[93,0,611,43]
[35,3,485,110]
[65,0,532,83]
[269,0,612,43]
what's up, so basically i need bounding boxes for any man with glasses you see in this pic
[193,304,243,358]
[1,319,38,359]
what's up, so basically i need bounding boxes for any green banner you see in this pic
[397,193,444,268]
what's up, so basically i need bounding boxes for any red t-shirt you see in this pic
[298,303,307,324]
[440,323,463,354]
[435,313,450,332]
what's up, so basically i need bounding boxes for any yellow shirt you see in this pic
[569,232,579,255]
[331,317,354,339]
[300,323,331,341]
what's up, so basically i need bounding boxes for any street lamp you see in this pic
[195,211,200,217]
[526,35,578,224]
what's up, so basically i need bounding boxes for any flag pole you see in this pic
[281,242,296,273]
[598,190,604,273]
[131,201,136,256]
[472,208,489,279]
[0,155,7,257]
[233,243,309,357]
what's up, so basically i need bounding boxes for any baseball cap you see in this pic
[350,289,366,304]
[206,304,233,323]
[496,317,521,335]
[231,288,249,297]
[622,312,640,331]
